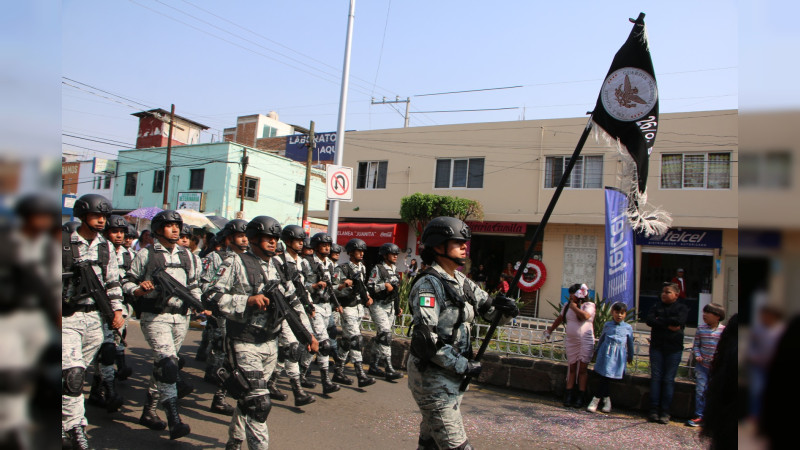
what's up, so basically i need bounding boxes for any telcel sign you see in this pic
[636,228,722,249]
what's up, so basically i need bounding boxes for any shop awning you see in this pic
[337,222,408,248]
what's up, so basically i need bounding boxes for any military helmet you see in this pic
[106,215,128,230]
[245,216,282,241]
[344,238,367,253]
[303,236,312,249]
[125,224,137,238]
[73,194,112,219]
[180,223,193,237]
[14,193,59,217]
[280,224,305,242]
[421,216,471,248]
[379,242,401,256]
[62,221,81,233]
[276,241,286,253]
[223,219,248,238]
[330,243,342,254]
[151,210,183,233]
[310,232,333,248]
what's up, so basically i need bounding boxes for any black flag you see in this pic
[592,13,670,236]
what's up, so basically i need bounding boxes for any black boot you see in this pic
[571,390,585,408]
[88,373,106,407]
[290,377,316,406]
[210,389,234,415]
[417,435,437,450]
[102,377,124,412]
[138,392,167,431]
[331,360,353,385]
[383,357,403,381]
[67,426,91,450]
[353,362,376,388]
[176,374,194,399]
[225,438,243,450]
[267,372,288,401]
[299,363,316,389]
[162,397,191,440]
[563,388,574,407]
[320,368,340,394]
[204,366,219,384]
[115,350,133,381]
[367,358,386,378]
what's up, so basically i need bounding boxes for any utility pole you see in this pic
[162,104,175,209]
[237,147,248,219]
[328,0,356,242]
[302,121,315,223]
[371,96,411,128]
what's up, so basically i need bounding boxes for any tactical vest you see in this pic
[225,253,280,343]
[338,263,365,307]
[372,263,399,303]
[62,230,114,305]
[133,245,195,314]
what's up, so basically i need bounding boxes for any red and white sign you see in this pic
[516,259,547,293]
[337,222,408,248]
[326,165,353,202]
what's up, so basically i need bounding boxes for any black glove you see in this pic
[493,294,519,318]
[462,361,482,377]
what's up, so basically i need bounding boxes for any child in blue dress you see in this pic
[587,302,634,413]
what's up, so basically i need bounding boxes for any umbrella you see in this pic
[176,209,218,230]
[205,215,229,229]
[125,206,163,221]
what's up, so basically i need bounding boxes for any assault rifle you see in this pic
[63,262,116,325]
[351,272,371,307]
[369,265,400,314]
[152,267,204,313]
[316,264,341,310]
[286,262,315,315]
[262,280,315,349]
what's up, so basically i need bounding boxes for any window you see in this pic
[124,172,137,196]
[294,184,305,204]
[237,175,260,201]
[263,125,277,138]
[103,176,111,189]
[740,151,790,189]
[356,161,388,189]
[152,170,164,193]
[189,169,205,190]
[434,158,484,189]
[660,153,731,189]
[93,177,101,190]
[544,155,602,188]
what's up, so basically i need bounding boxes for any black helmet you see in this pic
[303,236,312,249]
[62,221,81,233]
[14,193,59,217]
[151,210,183,234]
[222,219,248,238]
[421,216,471,248]
[125,224,137,238]
[379,243,401,256]
[281,224,305,243]
[180,223,193,237]
[276,241,286,253]
[73,194,112,219]
[330,243,342,254]
[246,216,282,241]
[344,238,367,253]
[310,232,333,248]
[106,215,128,231]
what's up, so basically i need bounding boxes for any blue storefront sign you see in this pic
[285,132,337,163]
[635,228,722,249]
[603,188,635,308]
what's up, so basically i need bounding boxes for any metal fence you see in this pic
[361,314,697,381]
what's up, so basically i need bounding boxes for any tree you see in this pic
[399,193,484,235]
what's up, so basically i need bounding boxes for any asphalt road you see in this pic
[84,320,707,449]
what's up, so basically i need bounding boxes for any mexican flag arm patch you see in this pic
[419,294,436,308]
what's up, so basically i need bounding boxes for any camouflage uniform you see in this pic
[407,262,508,449]
[367,261,400,366]
[122,242,202,403]
[273,253,315,381]
[301,253,337,370]
[200,249,231,374]
[206,251,298,449]
[62,231,124,432]
[332,261,368,365]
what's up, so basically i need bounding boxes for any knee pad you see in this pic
[153,355,179,383]
[318,339,332,356]
[349,335,362,351]
[62,367,85,397]
[239,394,271,423]
[377,331,392,346]
[98,342,117,366]
[327,326,338,340]
[177,355,186,370]
[339,336,350,351]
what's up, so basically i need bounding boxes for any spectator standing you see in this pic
[471,264,488,289]
[406,258,419,278]
[646,282,689,424]
[587,302,634,414]
[133,229,153,251]
[501,262,515,280]
[671,268,687,299]
[686,302,726,427]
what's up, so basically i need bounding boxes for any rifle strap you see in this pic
[62,230,111,288]
[411,267,473,349]
[239,252,267,296]
[145,245,196,285]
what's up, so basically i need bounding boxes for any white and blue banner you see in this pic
[603,187,635,308]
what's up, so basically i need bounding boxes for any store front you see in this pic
[336,222,408,273]
[637,228,722,327]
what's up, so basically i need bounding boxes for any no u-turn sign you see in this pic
[326,165,353,202]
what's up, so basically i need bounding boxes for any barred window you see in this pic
[544,155,603,188]
[660,153,731,189]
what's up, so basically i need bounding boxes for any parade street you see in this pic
[84,320,706,449]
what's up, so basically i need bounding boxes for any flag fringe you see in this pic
[592,123,672,236]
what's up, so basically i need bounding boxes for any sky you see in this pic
[58,1,743,158]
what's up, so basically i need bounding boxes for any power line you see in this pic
[412,107,520,114]
[370,0,392,99]
[415,85,523,97]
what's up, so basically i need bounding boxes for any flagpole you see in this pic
[460,114,594,392]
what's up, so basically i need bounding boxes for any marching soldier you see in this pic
[299,232,342,393]
[367,242,404,381]
[196,230,227,361]
[205,216,318,450]
[408,217,519,450]
[329,243,342,263]
[332,238,376,388]
[122,210,204,440]
[62,194,125,449]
